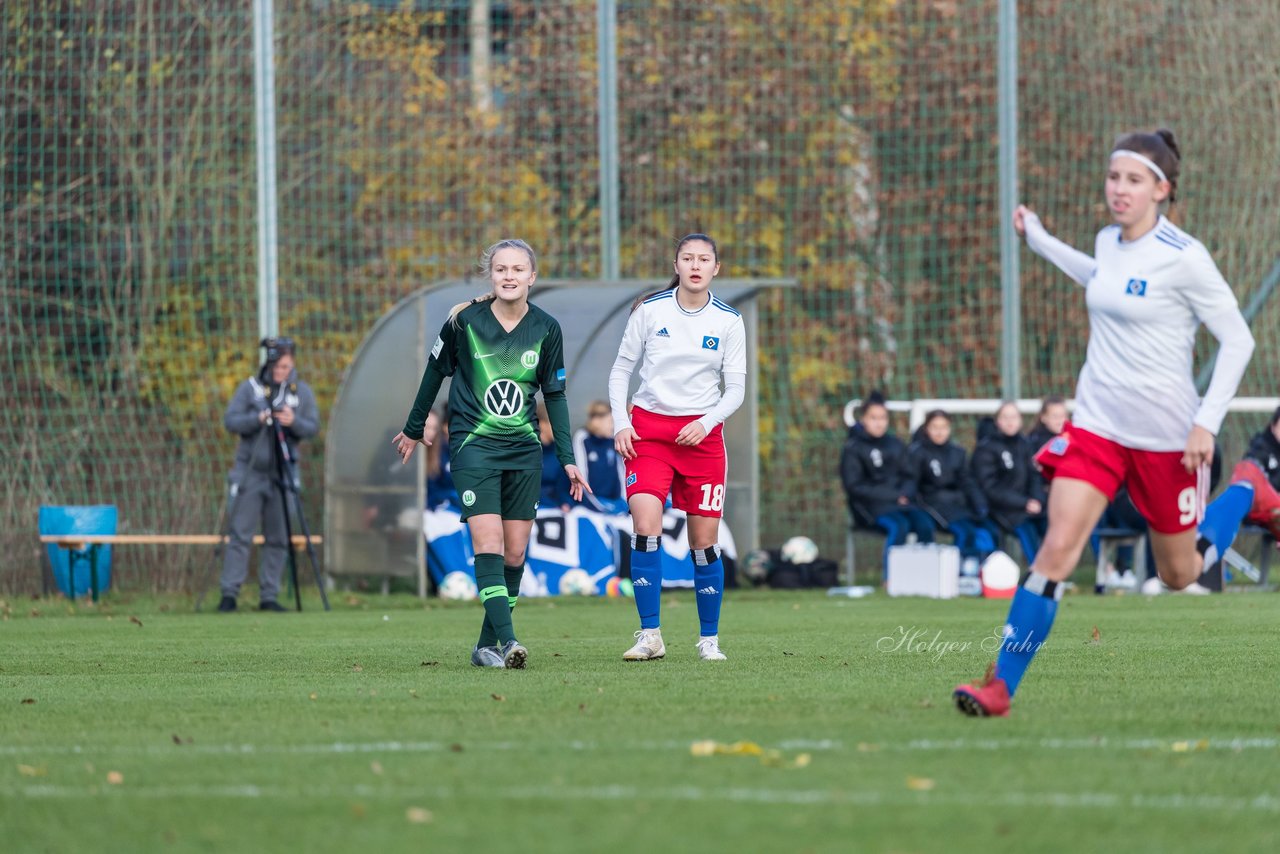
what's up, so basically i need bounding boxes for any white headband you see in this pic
[1110,149,1168,184]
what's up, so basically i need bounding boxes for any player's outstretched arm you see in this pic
[1017,204,1096,285]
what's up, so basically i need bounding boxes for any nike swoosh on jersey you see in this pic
[474,352,495,359]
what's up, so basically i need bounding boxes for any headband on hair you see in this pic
[1110,149,1168,184]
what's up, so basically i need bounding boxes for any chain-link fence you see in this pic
[4,0,1278,592]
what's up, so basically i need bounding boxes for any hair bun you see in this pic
[1155,127,1181,161]
[865,389,887,406]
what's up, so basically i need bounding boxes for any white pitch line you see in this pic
[2,736,1277,758]
[4,781,1279,814]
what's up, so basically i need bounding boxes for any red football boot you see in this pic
[953,663,1011,717]
[1230,459,1280,539]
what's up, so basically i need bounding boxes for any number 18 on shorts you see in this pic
[624,407,728,518]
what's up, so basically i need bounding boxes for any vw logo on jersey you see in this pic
[702,336,720,350]
[483,379,524,418]
[462,490,476,507]
[1124,278,1148,297]
[870,448,883,468]
[521,349,539,370]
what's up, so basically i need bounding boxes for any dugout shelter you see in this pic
[326,279,791,596]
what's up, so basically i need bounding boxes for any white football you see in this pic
[558,568,597,596]
[781,535,819,565]
[438,571,478,601]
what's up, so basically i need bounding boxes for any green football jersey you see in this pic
[402,299,571,471]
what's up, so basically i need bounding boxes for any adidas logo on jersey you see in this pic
[632,577,652,587]
[656,327,670,337]
[696,586,719,595]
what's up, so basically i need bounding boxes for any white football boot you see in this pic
[623,628,665,661]
[696,635,727,661]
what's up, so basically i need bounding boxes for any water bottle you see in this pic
[958,556,982,597]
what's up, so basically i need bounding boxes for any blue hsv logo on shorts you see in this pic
[1124,278,1148,297]
[702,336,720,350]
[626,473,637,487]
[1048,436,1069,455]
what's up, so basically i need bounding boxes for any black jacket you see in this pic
[971,431,1045,530]
[907,438,987,525]
[1244,429,1280,490]
[1025,424,1057,453]
[839,423,913,525]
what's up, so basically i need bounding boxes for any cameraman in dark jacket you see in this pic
[907,409,993,560]
[971,401,1045,562]
[839,392,935,577]
[218,337,320,612]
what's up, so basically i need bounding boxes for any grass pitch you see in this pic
[2,588,1279,853]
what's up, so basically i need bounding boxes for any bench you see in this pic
[38,534,323,602]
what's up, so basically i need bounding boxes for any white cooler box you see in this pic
[886,543,960,599]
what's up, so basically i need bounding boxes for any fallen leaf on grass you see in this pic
[17,764,47,777]
[106,771,124,785]
[420,661,439,667]
[350,803,367,819]
[449,743,463,753]
[370,761,383,776]
[20,698,35,705]
[408,690,419,699]
[308,692,318,701]
[490,693,505,702]
[351,664,363,672]
[29,609,40,618]
[782,651,795,656]
[129,616,143,627]
[171,734,193,745]
[1172,740,1209,753]
[1089,626,1101,645]
[405,807,433,824]
[856,742,880,753]
[691,740,810,769]
[906,776,935,791]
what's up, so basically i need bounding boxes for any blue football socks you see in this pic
[996,571,1062,696]
[1197,482,1254,566]
[630,534,662,630]
[692,545,724,636]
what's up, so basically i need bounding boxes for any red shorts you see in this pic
[1034,423,1206,534]
[625,407,727,517]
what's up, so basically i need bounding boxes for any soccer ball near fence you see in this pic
[558,568,597,596]
[780,535,819,565]
[438,571,478,601]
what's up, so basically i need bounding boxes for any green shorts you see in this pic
[452,468,541,521]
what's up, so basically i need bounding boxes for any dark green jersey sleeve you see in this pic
[537,319,573,466]
[402,317,458,440]
[543,390,575,469]
[536,319,567,394]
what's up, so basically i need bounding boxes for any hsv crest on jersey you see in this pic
[1124,278,1148,296]
[702,336,720,350]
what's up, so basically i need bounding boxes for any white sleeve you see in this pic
[722,315,747,375]
[697,372,746,432]
[609,308,646,432]
[1181,242,1242,322]
[1195,308,1254,435]
[1022,212,1096,286]
[572,428,589,472]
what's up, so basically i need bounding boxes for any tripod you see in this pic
[269,416,330,611]
[196,413,330,611]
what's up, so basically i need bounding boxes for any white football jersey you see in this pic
[613,288,747,422]
[1026,214,1247,451]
